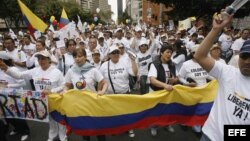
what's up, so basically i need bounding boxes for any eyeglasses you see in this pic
[110,50,120,55]
[239,53,250,60]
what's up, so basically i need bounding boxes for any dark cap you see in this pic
[240,40,250,54]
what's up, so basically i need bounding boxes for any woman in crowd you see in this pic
[58,39,76,75]
[99,45,138,138]
[63,48,107,141]
[148,44,177,136]
[0,50,67,141]
[171,40,187,75]
[26,39,58,69]
[0,51,30,141]
[209,43,226,64]
[136,38,156,94]
[178,44,214,133]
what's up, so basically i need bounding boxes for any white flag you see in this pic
[77,15,83,33]
[9,28,17,39]
[49,24,55,32]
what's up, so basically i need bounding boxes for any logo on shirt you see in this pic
[227,92,250,121]
[75,74,86,89]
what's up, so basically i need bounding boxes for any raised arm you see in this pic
[194,12,233,72]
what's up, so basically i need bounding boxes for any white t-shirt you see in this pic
[218,33,233,51]
[148,63,170,84]
[65,67,103,91]
[97,44,109,61]
[92,61,102,69]
[99,59,134,94]
[6,65,64,93]
[228,55,239,68]
[0,67,26,89]
[136,52,152,76]
[231,38,245,52]
[178,60,210,86]
[202,61,250,141]
[171,52,185,75]
[23,43,36,55]
[186,40,196,53]
[6,49,27,71]
[59,53,74,75]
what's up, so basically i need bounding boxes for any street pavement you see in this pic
[7,120,201,141]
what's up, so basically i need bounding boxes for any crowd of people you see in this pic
[0,10,250,141]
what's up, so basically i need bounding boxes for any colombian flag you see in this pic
[59,8,70,29]
[17,0,48,34]
[49,80,218,136]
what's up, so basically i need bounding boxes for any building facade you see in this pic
[126,0,172,25]
[117,0,123,17]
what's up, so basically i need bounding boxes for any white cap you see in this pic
[92,49,100,55]
[160,34,167,38]
[0,51,11,60]
[35,50,52,59]
[115,28,123,34]
[139,39,148,47]
[109,45,120,53]
[168,35,176,40]
[191,44,200,53]
[98,32,104,39]
[56,40,65,48]
[135,26,142,32]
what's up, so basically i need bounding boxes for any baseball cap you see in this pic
[98,33,104,39]
[210,43,221,50]
[35,50,52,59]
[109,45,120,54]
[139,39,148,47]
[240,40,250,54]
[115,28,123,34]
[135,26,142,32]
[168,35,176,40]
[92,49,100,55]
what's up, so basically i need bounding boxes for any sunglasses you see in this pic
[239,53,250,60]
[110,50,120,55]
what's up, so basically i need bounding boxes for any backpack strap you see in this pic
[108,60,116,94]
[62,55,66,75]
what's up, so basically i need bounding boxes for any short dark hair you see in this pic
[66,39,76,48]
[23,35,31,40]
[72,48,86,58]
[3,36,15,43]
[160,44,173,54]
[36,39,46,47]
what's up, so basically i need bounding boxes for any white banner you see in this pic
[0,89,49,122]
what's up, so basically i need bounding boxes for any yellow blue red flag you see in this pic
[17,0,48,34]
[59,8,70,29]
[49,80,218,136]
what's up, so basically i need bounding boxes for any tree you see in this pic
[36,0,97,26]
[118,10,132,25]
[99,10,113,23]
[149,0,250,20]
[0,0,38,29]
